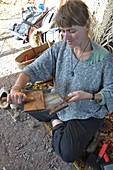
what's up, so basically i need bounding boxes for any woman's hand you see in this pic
[67,90,92,102]
[7,89,27,104]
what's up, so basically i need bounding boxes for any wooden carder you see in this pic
[23,89,69,114]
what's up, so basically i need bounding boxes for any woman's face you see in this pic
[60,25,88,48]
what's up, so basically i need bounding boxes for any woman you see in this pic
[8,0,113,162]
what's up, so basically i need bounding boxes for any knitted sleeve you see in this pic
[100,56,113,114]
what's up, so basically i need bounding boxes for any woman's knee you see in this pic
[52,122,82,162]
[59,148,80,163]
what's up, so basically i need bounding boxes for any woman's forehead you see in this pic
[60,25,81,30]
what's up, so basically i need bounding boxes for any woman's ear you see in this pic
[86,19,90,31]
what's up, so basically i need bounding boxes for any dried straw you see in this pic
[84,0,113,53]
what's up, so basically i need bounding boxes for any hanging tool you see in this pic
[96,140,110,163]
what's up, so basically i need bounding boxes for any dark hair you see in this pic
[55,0,90,27]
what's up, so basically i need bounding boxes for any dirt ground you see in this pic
[0,4,76,170]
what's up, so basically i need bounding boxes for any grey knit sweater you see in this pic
[23,40,113,121]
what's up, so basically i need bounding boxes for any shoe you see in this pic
[28,110,58,122]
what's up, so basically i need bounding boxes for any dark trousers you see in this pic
[52,117,104,162]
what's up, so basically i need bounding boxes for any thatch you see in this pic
[84,0,113,54]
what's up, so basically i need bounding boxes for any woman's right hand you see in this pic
[7,73,30,104]
[7,89,27,105]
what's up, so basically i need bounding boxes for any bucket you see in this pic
[15,42,54,69]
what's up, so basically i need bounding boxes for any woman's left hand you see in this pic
[67,90,92,102]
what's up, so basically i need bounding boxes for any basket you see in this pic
[15,42,54,69]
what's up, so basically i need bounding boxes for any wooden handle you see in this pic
[1,97,36,102]
[63,96,71,101]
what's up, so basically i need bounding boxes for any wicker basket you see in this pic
[15,42,54,69]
